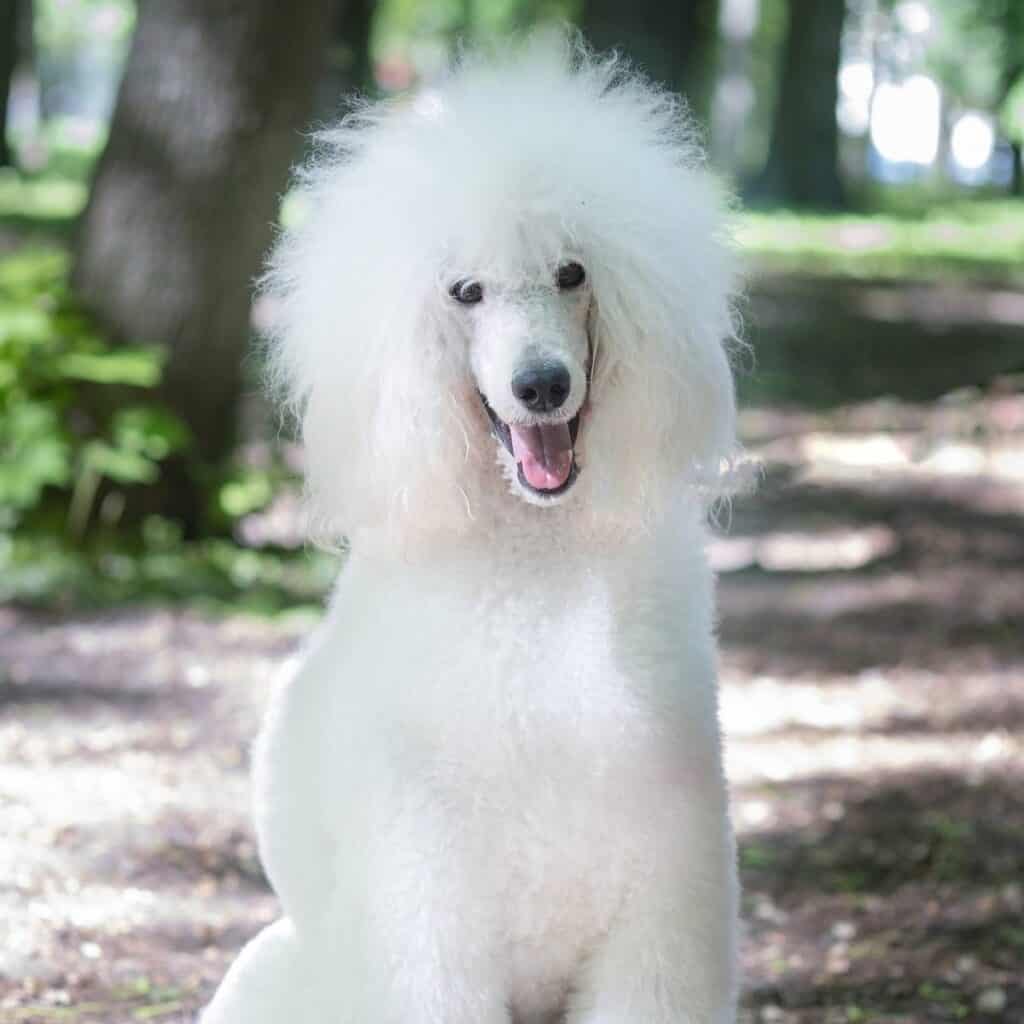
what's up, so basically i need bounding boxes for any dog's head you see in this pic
[267,35,739,541]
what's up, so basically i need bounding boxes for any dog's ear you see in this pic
[578,169,739,519]
[263,142,482,543]
[294,296,478,543]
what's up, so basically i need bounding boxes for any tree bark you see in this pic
[317,0,374,119]
[999,1,1023,198]
[749,0,846,208]
[72,0,335,532]
[582,0,720,124]
[0,0,20,166]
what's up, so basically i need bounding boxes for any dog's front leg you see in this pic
[565,799,739,1024]
[355,774,514,1024]
[199,917,336,1023]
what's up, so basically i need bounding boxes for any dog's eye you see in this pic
[449,279,483,305]
[556,262,586,290]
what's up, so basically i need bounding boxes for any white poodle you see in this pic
[202,34,741,1024]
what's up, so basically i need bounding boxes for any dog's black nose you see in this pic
[511,360,571,413]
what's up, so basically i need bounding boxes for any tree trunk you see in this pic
[0,0,20,166]
[318,0,374,117]
[999,1,1023,198]
[72,0,335,533]
[582,0,720,124]
[748,0,846,208]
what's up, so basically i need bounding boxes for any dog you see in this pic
[202,33,741,1024]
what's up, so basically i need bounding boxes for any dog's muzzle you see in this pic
[480,395,582,497]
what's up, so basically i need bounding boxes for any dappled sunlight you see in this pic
[713,375,1024,1018]
[0,611,296,1018]
[722,672,905,740]
[711,525,898,573]
[798,432,1024,489]
[721,660,1024,787]
[735,770,1023,1020]
[735,391,1024,526]
[726,712,1023,786]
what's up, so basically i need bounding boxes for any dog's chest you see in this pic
[316,537,716,1017]
[359,561,673,983]
[451,711,646,1022]
[334,539,700,833]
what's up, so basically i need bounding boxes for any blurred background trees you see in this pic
[2,6,1022,1018]
[71,0,335,535]
[0,1,19,167]
[320,0,376,111]
[0,0,1022,598]
[581,0,720,123]
[748,0,846,207]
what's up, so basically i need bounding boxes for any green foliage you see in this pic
[927,0,1024,109]
[0,247,331,614]
[1002,76,1024,145]
[34,0,135,54]
[216,465,276,520]
[373,0,580,70]
[737,0,788,177]
[927,1,1006,110]
[0,169,89,235]
[0,248,189,534]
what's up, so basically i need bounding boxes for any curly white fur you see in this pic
[202,33,741,1024]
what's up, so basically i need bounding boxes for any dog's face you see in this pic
[269,39,740,538]
[448,262,591,504]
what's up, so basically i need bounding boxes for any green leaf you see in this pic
[112,407,190,460]
[0,436,71,507]
[0,303,54,346]
[81,440,159,484]
[0,248,67,292]
[2,401,67,447]
[56,347,165,387]
[1001,76,1024,145]
[0,402,71,508]
[218,470,274,518]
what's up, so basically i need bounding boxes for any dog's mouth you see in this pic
[479,394,581,498]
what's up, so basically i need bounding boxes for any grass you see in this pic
[735,199,1024,283]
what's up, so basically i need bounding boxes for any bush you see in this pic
[0,247,333,613]
[0,247,189,538]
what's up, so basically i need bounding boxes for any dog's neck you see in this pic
[348,489,707,565]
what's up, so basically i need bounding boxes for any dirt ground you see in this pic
[2,303,1023,1022]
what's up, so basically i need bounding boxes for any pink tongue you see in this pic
[509,422,573,491]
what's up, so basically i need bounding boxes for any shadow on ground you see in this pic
[738,772,1024,1023]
